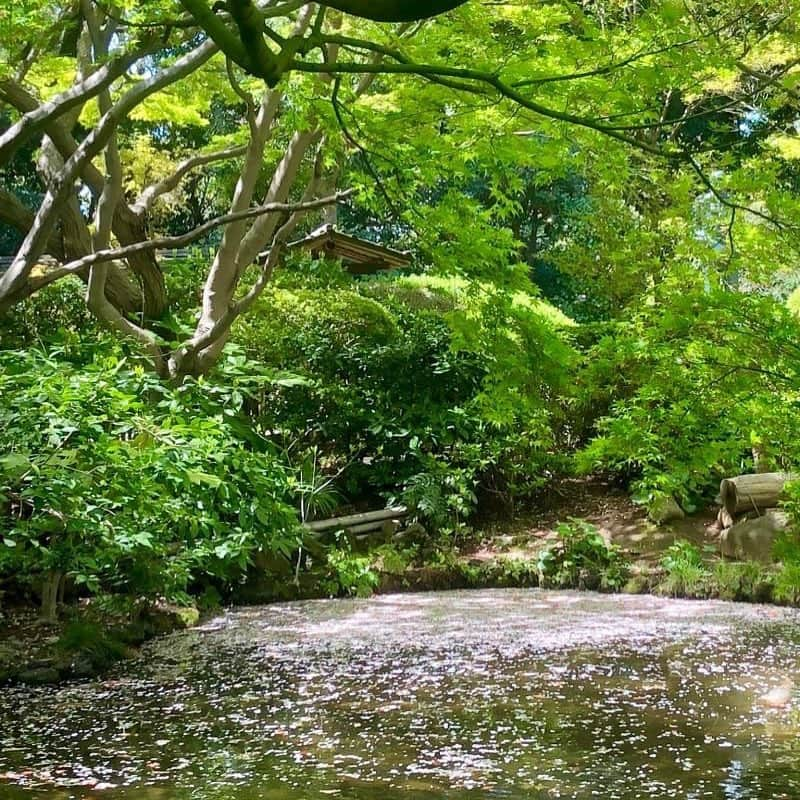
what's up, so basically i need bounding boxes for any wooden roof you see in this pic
[288,225,411,274]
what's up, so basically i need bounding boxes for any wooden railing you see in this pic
[304,506,409,537]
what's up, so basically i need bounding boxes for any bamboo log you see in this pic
[305,506,408,532]
[303,520,385,539]
[348,519,401,535]
[719,473,797,516]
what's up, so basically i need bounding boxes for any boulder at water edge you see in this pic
[648,495,685,525]
[720,510,789,563]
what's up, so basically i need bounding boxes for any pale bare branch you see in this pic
[39,191,353,281]
[133,145,249,214]
[0,38,218,304]
[0,47,146,166]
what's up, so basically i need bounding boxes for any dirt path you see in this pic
[470,478,719,567]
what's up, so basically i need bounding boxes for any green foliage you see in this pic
[398,457,477,538]
[372,543,418,576]
[713,561,772,603]
[773,563,800,606]
[578,290,800,513]
[0,345,301,603]
[239,287,399,365]
[771,493,800,605]
[778,481,800,547]
[236,275,575,531]
[0,265,578,610]
[6,0,800,618]
[537,519,629,591]
[479,557,540,588]
[787,287,800,318]
[660,539,704,571]
[658,540,710,598]
[322,538,380,597]
[0,277,95,351]
[57,620,129,670]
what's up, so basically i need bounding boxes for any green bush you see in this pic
[0,346,301,608]
[0,277,95,350]
[713,561,772,602]
[237,287,399,366]
[658,540,710,598]
[322,537,380,597]
[236,276,576,531]
[771,498,800,604]
[537,518,629,591]
[773,563,800,606]
[57,620,130,670]
[0,268,578,611]
[578,290,800,514]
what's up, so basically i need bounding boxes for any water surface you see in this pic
[3,590,800,799]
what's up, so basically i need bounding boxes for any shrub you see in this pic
[237,287,400,367]
[537,518,629,591]
[322,538,380,597]
[236,276,576,531]
[772,505,800,605]
[57,620,130,670]
[0,346,301,611]
[658,540,710,598]
[713,561,772,602]
[773,563,800,606]
[0,276,94,350]
[578,290,800,514]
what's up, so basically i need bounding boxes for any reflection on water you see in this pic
[3,590,800,799]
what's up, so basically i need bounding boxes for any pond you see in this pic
[2,589,800,799]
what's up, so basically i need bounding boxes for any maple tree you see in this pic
[1,0,799,377]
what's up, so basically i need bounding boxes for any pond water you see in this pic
[3,590,800,799]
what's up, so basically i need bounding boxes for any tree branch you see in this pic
[685,153,788,230]
[178,0,253,73]
[0,45,148,166]
[235,128,323,268]
[0,189,64,258]
[172,203,312,375]
[0,38,218,304]
[289,44,670,157]
[133,144,249,213]
[0,80,107,196]
[38,191,354,281]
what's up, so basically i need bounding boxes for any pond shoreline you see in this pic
[0,551,789,688]
[0,602,200,687]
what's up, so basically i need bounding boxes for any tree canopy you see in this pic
[4,0,800,617]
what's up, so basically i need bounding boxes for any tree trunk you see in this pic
[39,570,63,623]
[112,204,167,317]
[720,473,797,516]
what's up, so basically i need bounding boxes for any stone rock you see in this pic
[145,603,200,633]
[648,495,686,525]
[18,666,61,685]
[396,522,428,544]
[175,606,200,628]
[154,604,198,632]
[0,639,24,670]
[70,656,98,680]
[720,510,789,563]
